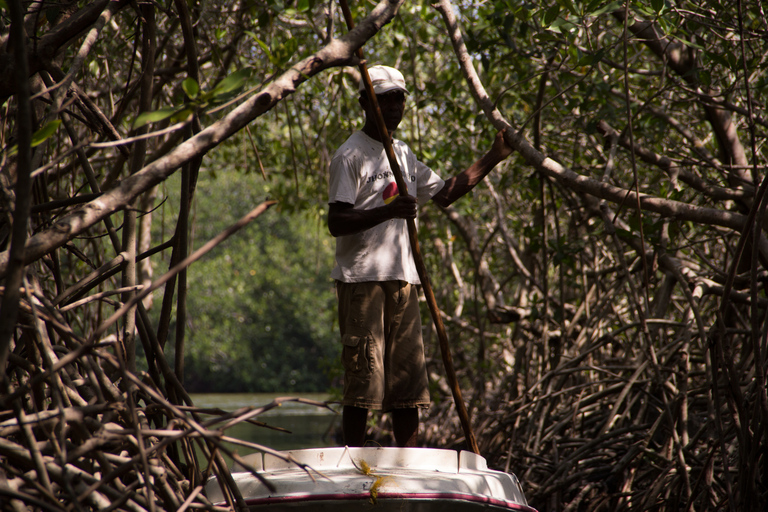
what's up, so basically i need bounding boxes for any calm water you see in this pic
[190,392,341,453]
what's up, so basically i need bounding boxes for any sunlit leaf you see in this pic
[557,0,578,16]
[31,120,62,147]
[275,37,298,66]
[548,17,577,34]
[210,67,253,98]
[4,120,62,157]
[133,107,179,129]
[586,1,622,18]
[245,31,275,64]
[171,108,194,123]
[183,77,199,99]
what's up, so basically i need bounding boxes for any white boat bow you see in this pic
[205,446,537,511]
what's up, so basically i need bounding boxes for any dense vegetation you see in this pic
[1,0,766,511]
[152,171,338,393]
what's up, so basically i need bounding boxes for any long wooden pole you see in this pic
[338,0,480,455]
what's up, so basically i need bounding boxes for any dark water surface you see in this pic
[190,393,340,454]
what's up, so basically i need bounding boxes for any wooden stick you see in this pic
[337,0,479,455]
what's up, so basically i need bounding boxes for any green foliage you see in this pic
[133,68,254,129]
[153,167,338,392]
[3,0,766,507]
[246,31,298,68]
[6,119,61,157]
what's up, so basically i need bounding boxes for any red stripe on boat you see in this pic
[241,491,537,511]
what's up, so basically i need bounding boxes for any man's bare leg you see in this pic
[343,406,368,447]
[392,408,419,447]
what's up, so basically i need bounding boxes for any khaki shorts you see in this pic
[336,281,430,411]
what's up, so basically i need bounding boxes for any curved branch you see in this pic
[623,16,750,177]
[0,0,406,278]
[433,0,747,234]
[596,120,749,203]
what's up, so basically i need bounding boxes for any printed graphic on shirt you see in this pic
[366,170,394,184]
[383,181,398,204]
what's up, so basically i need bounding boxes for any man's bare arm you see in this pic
[431,130,513,208]
[328,195,417,237]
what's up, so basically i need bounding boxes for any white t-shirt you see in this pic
[328,130,445,284]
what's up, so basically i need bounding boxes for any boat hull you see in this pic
[239,498,527,511]
[205,447,536,511]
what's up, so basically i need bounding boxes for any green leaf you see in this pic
[548,17,577,34]
[133,107,179,129]
[258,11,271,28]
[4,120,62,157]
[182,77,199,99]
[650,0,665,14]
[543,4,560,26]
[583,0,604,15]
[705,50,730,70]
[578,48,606,67]
[245,31,275,64]
[210,67,253,98]
[171,108,195,123]
[31,120,62,147]
[697,68,712,87]
[615,227,634,242]
[557,0,578,16]
[586,1,622,18]
[275,37,298,66]
[672,35,704,51]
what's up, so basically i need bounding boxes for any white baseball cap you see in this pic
[360,65,409,95]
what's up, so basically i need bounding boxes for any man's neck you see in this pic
[362,121,393,143]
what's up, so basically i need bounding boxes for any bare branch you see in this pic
[0,0,406,278]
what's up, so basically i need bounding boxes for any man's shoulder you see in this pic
[334,131,386,160]
[331,133,359,164]
[391,137,414,156]
[339,130,368,146]
[332,132,415,167]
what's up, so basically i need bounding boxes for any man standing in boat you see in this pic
[327,65,512,447]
